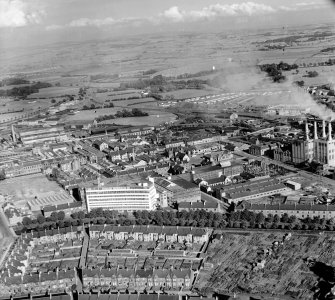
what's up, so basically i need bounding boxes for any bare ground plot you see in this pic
[196,232,335,299]
[0,174,65,207]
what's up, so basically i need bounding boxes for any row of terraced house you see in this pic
[89,225,210,244]
[82,268,193,291]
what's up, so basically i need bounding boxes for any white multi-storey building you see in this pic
[85,181,158,212]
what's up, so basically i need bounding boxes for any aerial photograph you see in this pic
[0,0,335,299]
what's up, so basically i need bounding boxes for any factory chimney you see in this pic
[328,121,332,141]
[305,121,309,140]
[11,124,16,143]
[314,121,318,140]
[322,120,326,138]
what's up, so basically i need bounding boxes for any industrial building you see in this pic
[294,120,335,167]
[12,125,68,146]
[85,180,158,212]
[217,177,289,203]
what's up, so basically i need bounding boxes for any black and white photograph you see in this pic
[0,0,335,299]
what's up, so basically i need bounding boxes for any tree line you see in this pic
[95,108,148,122]
[116,75,207,92]
[82,103,114,110]
[15,207,335,235]
[0,78,30,86]
[259,62,298,83]
[0,82,53,98]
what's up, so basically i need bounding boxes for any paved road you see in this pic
[0,208,15,267]
[0,208,13,238]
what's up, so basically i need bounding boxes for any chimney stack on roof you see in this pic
[328,121,332,141]
[323,120,326,138]
[314,121,318,140]
[305,120,309,140]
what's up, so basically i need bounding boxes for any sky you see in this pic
[0,0,335,48]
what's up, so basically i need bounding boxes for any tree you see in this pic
[281,213,289,223]
[241,220,248,229]
[71,212,78,219]
[255,212,265,224]
[288,215,297,224]
[306,71,319,78]
[50,212,58,222]
[77,211,85,219]
[51,99,56,103]
[57,211,65,221]
[37,214,46,224]
[198,219,206,227]
[295,223,302,230]
[22,216,32,226]
[273,214,280,224]
[266,214,274,223]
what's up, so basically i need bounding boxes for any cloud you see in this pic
[0,0,44,28]
[161,6,185,22]
[159,2,276,22]
[69,17,115,27]
[45,24,63,31]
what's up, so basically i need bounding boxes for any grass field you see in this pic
[100,113,176,126]
[160,89,216,99]
[27,87,79,99]
[196,231,335,299]
[0,97,56,123]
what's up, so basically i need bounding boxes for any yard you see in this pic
[0,173,68,208]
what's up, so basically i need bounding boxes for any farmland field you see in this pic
[196,231,335,299]
[27,86,79,99]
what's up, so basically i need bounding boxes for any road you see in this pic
[0,208,15,268]
[0,208,13,239]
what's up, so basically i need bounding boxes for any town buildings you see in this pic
[85,181,158,212]
[236,201,335,219]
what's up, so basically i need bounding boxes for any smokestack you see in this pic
[11,125,16,143]
[314,121,318,140]
[328,121,332,141]
[305,121,309,140]
[323,120,326,138]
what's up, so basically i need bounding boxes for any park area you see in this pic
[195,231,335,299]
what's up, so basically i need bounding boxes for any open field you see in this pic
[101,113,176,126]
[160,89,217,99]
[112,97,158,107]
[195,231,335,299]
[0,97,55,123]
[27,86,79,99]
[64,107,122,121]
